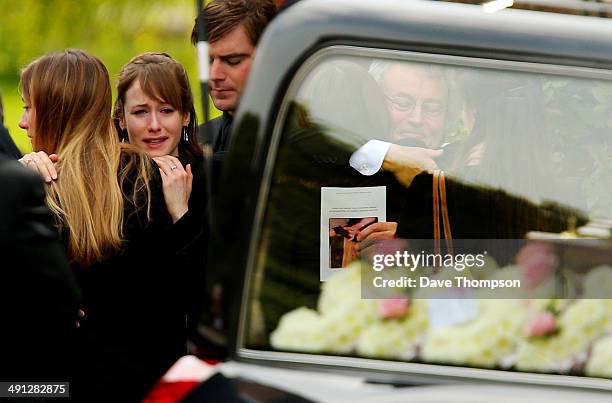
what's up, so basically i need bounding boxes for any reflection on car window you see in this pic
[244,52,612,381]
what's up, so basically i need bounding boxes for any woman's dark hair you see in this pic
[451,71,553,201]
[296,59,390,143]
[113,52,201,157]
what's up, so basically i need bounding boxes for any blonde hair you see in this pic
[20,49,151,266]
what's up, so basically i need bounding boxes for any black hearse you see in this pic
[201,0,612,400]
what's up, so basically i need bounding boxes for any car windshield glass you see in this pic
[241,51,612,382]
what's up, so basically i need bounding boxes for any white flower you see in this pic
[318,261,363,315]
[316,298,379,354]
[270,307,326,352]
[585,335,612,378]
[356,299,429,360]
[421,299,527,368]
[515,299,609,373]
[272,265,379,354]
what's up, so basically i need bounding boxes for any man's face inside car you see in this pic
[382,63,448,149]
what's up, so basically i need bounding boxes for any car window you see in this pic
[239,49,612,383]
[439,0,612,18]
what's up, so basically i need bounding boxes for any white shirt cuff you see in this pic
[349,140,391,176]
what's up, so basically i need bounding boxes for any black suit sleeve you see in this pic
[278,105,371,181]
[0,159,80,321]
[0,158,80,380]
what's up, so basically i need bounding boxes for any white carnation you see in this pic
[270,307,326,352]
[585,335,612,378]
[516,299,609,373]
[356,299,429,360]
[272,265,379,354]
[319,262,363,315]
[316,298,379,354]
[421,299,527,368]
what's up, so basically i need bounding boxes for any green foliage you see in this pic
[544,77,612,220]
[0,0,220,152]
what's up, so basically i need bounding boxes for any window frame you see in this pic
[210,0,612,391]
[232,44,612,390]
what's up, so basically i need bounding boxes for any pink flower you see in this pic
[378,298,410,319]
[516,242,558,288]
[526,311,558,338]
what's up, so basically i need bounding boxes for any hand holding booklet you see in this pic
[320,186,386,281]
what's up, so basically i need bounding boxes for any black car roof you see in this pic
[239,0,612,128]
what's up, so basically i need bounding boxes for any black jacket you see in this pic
[71,153,208,402]
[198,113,233,193]
[0,155,80,381]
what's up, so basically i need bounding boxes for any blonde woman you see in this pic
[18,49,203,401]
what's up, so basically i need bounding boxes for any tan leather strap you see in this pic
[439,171,454,256]
[433,170,441,257]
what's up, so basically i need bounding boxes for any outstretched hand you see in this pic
[356,221,398,253]
[345,217,377,240]
[19,151,60,183]
[383,144,442,187]
[153,155,193,223]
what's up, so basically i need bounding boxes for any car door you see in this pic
[203,0,612,396]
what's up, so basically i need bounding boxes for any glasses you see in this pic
[384,94,445,117]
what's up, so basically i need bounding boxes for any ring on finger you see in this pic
[170,165,177,170]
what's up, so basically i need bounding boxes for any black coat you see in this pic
[197,113,233,193]
[71,153,208,402]
[0,155,80,381]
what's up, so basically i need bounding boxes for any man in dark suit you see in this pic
[188,2,278,359]
[0,91,22,158]
[191,0,278,190]
[0,155,81,382]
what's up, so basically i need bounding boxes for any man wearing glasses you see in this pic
[378,62,448,149]
[349,60,449,187]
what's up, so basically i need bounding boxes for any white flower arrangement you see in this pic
[270,307,327,353]
[270,259,611,380]
[271,264,379,354]
[318,262,363,315]
[515,299,609,373]
[421,299,527,368]
[585,335,612,378]
[356,299,429,360]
